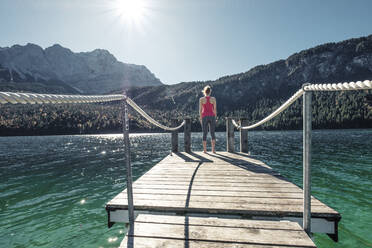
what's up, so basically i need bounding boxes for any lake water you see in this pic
[0,130,371,248]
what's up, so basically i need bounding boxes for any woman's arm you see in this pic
[212,97,217,116]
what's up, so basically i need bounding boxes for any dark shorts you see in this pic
[202,116,216,141]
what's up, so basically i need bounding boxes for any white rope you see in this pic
[126,97,185,131]
[236,89,304,130]
[235,79,371,130]
[304,80,371,91]
[0,90,185,131]
[0,91,124,104]
[232,119,241,129]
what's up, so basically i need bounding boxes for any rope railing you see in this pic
[0,90,185,131]
[304,80,371,91]
[233,80,372,130]
[0,91,124,104]
[232,89,305,130]
[125,97,185,131]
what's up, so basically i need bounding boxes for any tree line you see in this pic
[0,90,370,136]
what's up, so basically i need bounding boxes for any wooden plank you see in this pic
[149,168,274,173]
[151,167,253,170]
[144,170,278,176]
[108,194,325,206]
[135,214,302,229]
[111,190,306,198]
[159,158,270,164]
[130,221,309,243]
[139,175,281,180]
[136,177,288,183]
[130,184,300,191]
[164,155,265,164]
[119,214,316,248]
[145,173,278,178]
[156,162,272,169]
[143,164,277,171]
[159,154,269,165]
[108,198,337,214]
[155,164,274,170]
[159,160,268,165]
[146,172,277,177]
[120,237,314,248]
[142,168,278,174]
[117,187,305,194]
[134,181,298,187]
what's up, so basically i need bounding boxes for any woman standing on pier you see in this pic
[199,85,217,153]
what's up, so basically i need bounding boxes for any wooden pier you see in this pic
[106,152,341,247]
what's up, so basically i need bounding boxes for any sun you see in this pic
[106,0,153,33]
[114,0,146,24]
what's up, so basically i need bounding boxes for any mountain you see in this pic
[0,43,162,94]
[127,35,372,130]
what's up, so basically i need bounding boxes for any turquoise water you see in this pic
[0,130,371,248]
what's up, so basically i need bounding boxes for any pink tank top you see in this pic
[202,96,215,118]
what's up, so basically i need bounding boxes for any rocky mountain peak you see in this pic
[0,43,162,94]
[45,44,73,54]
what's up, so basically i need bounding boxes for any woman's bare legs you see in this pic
[203,141,207,153]
[211,139,216,153]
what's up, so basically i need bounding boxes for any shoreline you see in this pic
[0,127,370,137]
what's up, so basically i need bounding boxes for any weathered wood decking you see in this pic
[119,214,316,248]
[106,152,341,246]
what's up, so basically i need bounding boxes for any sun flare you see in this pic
[114,0,146,23]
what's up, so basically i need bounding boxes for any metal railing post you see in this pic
[122,94,135,229]
[226,117,235,153]
[171,119,178,153]
[303,90,312,235]
[240,118,249,153]
[184,118,191,153]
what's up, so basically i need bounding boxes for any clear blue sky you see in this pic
[1,0,371,84]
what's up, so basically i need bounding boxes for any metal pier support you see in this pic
[122,95,135,232]
[303,90,312,235]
